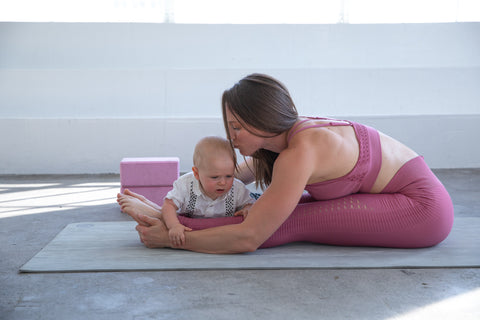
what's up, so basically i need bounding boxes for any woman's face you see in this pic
[225,107,265,156]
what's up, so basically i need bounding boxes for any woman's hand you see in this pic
[135,214,172,248]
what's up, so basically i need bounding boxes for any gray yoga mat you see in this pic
[20,218,480,273]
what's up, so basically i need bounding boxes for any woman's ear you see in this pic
[192,166,200,180]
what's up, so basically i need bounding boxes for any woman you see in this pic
[120,73,454,253]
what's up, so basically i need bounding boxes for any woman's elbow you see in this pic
[240,240,259,253]
[237,229,263,253]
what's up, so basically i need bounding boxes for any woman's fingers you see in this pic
[137,214,160,226]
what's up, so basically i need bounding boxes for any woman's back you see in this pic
[287,117,418,196]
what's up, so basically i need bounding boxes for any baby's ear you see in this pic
[192,166,200,180]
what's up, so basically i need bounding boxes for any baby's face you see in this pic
[196,153,235,200]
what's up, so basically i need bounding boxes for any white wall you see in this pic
[0,22,479,174]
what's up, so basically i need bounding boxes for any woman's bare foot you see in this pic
[117,193,162,220]
[121,189,162,211]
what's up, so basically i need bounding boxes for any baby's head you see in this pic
[192,136,236,200]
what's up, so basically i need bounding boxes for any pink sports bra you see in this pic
[287,117,382,200]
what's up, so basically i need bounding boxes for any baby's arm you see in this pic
[234,203,253,218]
[162,198,192,246]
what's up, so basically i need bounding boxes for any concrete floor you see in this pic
[1,169,479,320]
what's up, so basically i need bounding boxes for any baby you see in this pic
[118,136,255,246]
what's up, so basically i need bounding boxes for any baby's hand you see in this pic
[168,224,192,247]
[234,204,253,218]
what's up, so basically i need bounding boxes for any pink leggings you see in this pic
[179,157,454,249]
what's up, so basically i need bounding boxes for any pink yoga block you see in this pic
[120,157,179,186]
[120,157,179,205]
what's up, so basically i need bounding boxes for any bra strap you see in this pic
[287,118,352,143]
[287,119,310,142]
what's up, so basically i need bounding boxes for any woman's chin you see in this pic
[239,150,252,157]
[236,146,255,157]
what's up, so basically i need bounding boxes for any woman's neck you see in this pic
[262,131,290,154]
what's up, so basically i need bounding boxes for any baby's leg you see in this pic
[117,193,162,219]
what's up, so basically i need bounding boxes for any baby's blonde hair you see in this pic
[193,136,235,170]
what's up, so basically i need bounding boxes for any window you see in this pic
[1,0,479,23]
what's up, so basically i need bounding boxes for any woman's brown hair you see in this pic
[222,73,298,189]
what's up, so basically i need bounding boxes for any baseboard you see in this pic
[0,115,478,174]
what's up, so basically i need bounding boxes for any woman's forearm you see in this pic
[181,224,257,254]
[137,214,258,253]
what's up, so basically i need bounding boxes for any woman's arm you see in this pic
[235,157,255,185]
[135,214,252,252]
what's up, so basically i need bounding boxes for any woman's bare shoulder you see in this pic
[287,126,348,179]
[273,141,319,187]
